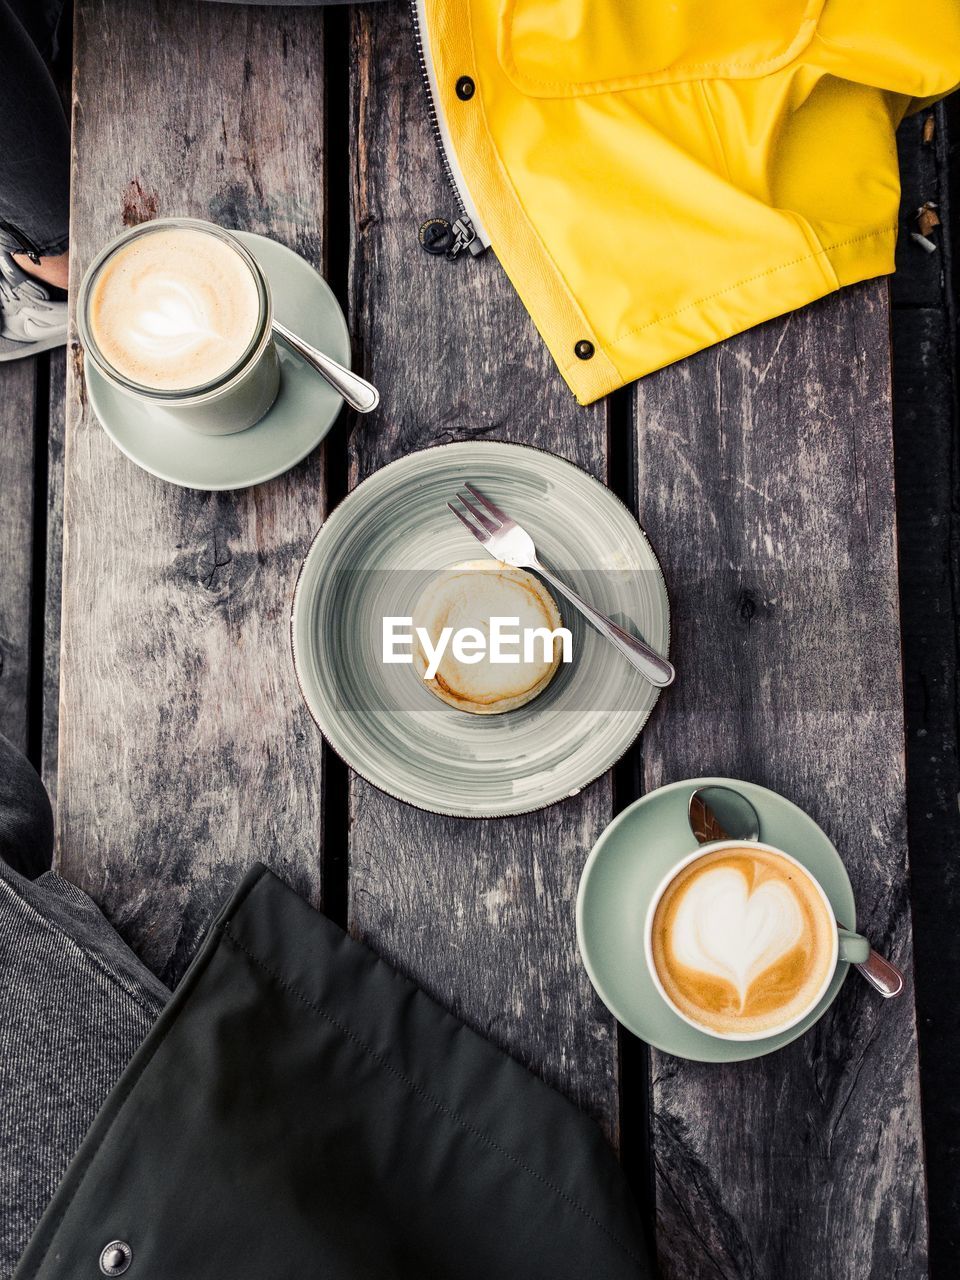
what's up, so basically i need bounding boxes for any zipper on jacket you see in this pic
[410,0,490,260]
[418,214,478,259]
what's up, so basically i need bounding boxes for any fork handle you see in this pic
[532,560,675,688]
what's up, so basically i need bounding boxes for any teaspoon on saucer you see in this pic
[273,319,379,414]
[687,785,904,998]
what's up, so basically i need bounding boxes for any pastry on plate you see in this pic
[412,560,564,714]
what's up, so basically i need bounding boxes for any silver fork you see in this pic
[447,484,675,688]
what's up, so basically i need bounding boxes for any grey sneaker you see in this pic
[0,251,68,361]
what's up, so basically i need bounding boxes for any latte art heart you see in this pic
[670,867,804,1007]
[650,845,836,1037]
[129,279,221,358]
[88,226,261,391]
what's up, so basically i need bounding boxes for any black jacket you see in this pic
[15,866,652,1279]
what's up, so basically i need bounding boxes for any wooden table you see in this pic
[18,0,931,1274]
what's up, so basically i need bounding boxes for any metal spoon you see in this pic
[687,785,904,998]
[273,319,380,414]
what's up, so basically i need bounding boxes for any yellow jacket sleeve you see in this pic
[425,0,960,402]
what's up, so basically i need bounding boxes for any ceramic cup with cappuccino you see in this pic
[645,841,869,1041]
[78,217,279,435]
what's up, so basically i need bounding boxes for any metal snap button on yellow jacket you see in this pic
[415,0,960,403]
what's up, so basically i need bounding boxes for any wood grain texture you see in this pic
[634,284,929,1278]
[0,360,37,755]
[346,3,621,1139]
[892,103,960,1273]
[42,351,66,811]
[59,0,329,982]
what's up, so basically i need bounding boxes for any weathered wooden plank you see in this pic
[892,301,959,1279]
[0,360,38,759]
[891,103,960,1275]
[635,283,928,1278]
[346,4,621,1139]
[58,0,328,982]
[42,350,66,812]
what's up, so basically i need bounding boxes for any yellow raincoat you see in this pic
[422,0,960,403]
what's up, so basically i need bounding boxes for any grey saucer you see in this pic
[576,777,856,1062]
[85,231,350,491]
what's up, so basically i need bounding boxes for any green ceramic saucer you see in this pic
[291,441,670,817]
[576,777,856,1062]
[85,231,350,490]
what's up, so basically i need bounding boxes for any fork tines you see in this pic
[447,483,507,545]
[447,500,490,546]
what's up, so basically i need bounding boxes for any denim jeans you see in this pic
[0,0,384,262]
[0,736,169,1278]
[0,1,70,260]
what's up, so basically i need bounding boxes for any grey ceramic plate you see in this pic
[576,777,856,1062]
[291,441,671,816]
[85,231,350,491]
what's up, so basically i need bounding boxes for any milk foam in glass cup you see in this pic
[78,218,279,435]
[644,840,870,1042]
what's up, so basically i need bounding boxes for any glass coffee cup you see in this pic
[77,217,279,435]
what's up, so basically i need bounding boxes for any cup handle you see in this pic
[838,928,870,966]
